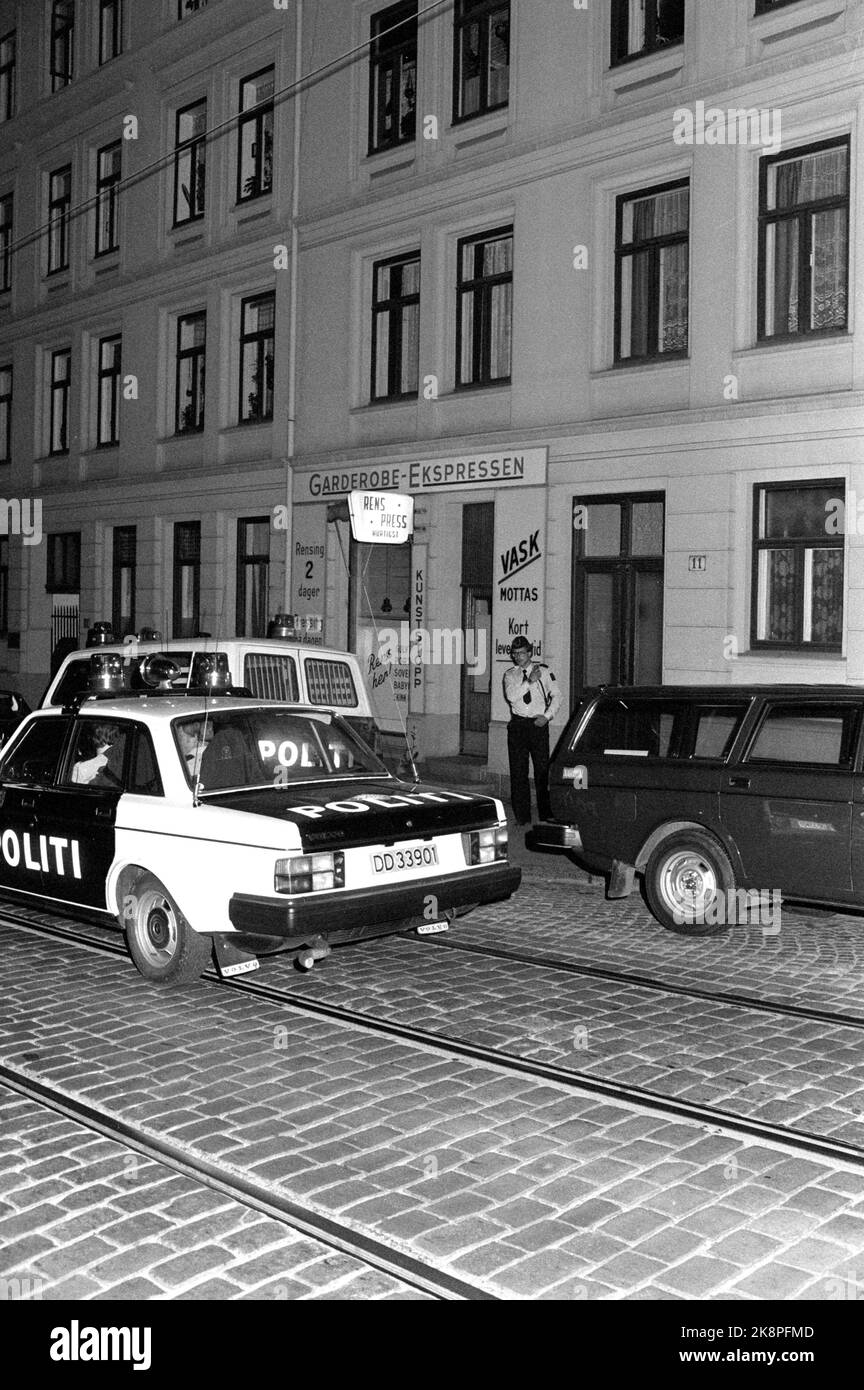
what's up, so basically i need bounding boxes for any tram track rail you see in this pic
[3,906,864,1177]
[402,932,864,1030]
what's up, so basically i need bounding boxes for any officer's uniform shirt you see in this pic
[503,662,563,721]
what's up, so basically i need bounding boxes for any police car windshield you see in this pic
[173,709,387,792]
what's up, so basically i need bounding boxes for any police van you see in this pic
[0,673,519,984]
[43,633,377,748]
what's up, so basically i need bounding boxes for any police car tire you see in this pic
[644,830,735,937]
[124,874,211,985]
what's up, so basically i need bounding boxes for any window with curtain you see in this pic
[454,0,509,122]
[0,366,11,464]
[0,31,16,121]
[237,67,274,202]
[0,193,13,292]
[174,99,206,225]
[616,181,689,362]
[99,0,122,63]
[175,312,206,434]
[759,138,849,341]
[95,141,121,256]
[236,518,270,637]
[47,166,71,274]
[112,526,136,638]
[752,482,844,650]
[239,292,275,424]
[369,2,417,154]
[97,336,121,446]
[50,349,71,454]
[173,522,201,638]
[51,1,75,91]
[47,532,80,592]
[456,226,512,387]
[371,252,420,400]
[611,0,684,66]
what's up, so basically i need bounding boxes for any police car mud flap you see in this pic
[212,935,260,979]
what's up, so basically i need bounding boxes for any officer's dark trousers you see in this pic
[507,717,551,823]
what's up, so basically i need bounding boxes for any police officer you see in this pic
[503,636,562,825]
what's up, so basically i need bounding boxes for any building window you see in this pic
[759,138,849,342]
[173,521,200,637]
[454,0,509,123]
[47,166,72,274]
[0,194,12,292]
[369,2,417,155]
[51,1,75,91]
[0,366,10,463]
[112,525,135,637]
[175,312,206,434]
[178,0,207,17]
[47,532,81,592]
[50,349,71,454]
[0,537,8,636]
[611,0,685,66]
[239,293,274,424]
[371,252,420,400]
[456,227,512,388]
[96,335,121,446]
[99,0,121,64]
[752,481,844,651]
[236,517,270,637]
[615,180,689,363]
[173,99,206,225]
[237,67,274,203]
[95,141,121,256]
[0,32,15,122]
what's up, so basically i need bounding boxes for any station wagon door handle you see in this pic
[94,806,113,820]
[19,796,36,810]
[728,775,750,789]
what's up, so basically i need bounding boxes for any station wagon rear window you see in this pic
[745,702,861,768]
[576,697,749,761]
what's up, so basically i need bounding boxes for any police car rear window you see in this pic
[174,709,384,792]
[577,698,748,761]
[303,659,358,708]
[746,703,860,768]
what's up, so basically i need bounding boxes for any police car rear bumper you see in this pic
[228,863,522,941]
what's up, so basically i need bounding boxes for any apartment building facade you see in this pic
[0,0,298,705]
[294,0,864,773]
[0,1,862,780]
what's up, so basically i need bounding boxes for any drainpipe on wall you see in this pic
[283,0,303,610]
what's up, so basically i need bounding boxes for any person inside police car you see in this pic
[71,721,123,786]
[503,636,562,826]
[176,718,213,782]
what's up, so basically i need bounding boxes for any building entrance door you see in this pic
[571,494,665,695]
[460,502,494,756]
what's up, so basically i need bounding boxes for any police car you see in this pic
[0,678,520,984]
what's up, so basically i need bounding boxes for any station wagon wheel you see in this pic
[644,831,735,936]
[123,874,211,985]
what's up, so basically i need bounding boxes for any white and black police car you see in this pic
[0,654,520,984]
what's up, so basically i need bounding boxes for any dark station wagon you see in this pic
[534,685,864,935]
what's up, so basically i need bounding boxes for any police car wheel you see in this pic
[645,831,735,937]
[124,875,211,984]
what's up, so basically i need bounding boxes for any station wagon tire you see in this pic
[644,831,736,936]
[123,874,211,984]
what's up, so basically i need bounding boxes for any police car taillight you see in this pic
[463,827,509,865]
[274,852,345,894]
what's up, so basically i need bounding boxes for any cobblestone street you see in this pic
[2,845,864,1302]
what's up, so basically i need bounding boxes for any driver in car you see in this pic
[176,719,214,781]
